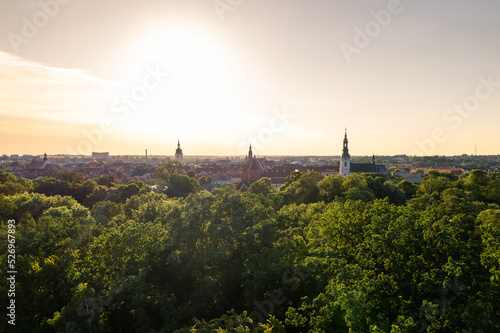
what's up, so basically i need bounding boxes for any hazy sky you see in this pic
[1,0,500,156]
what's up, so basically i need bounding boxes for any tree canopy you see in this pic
[1,169,500,332]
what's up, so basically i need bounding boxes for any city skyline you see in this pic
[1,1,500,156]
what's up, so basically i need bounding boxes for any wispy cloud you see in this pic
[0,51,118,124]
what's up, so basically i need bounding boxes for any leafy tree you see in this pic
[3,168,500,332]
[364,174,389,199]
[175,310,284,332]
[95,173,120,187]
[33,177,73,197]
[198,175,213,185]
[198,176,208,185]
[236,180,249,191]
[73,180,98,204]
[0,193,16,221]
[388,166,400,174]
[485,174,500,204]
[166,174,203,198]
[341,173,368,191]
[91,201,121,225]
[283,171,304,186]
[318,175,343,202]
[280,172,323,204]
[462,170,489,202]
[397,179,418,199]
[0,170,32,195]
[0,180,28,195]
[56,171,84,184]
[112,180,150,203]
[0,194,95,332]
[239,184,249,192]
[155,161,181,183]
[382,181,406,205]
[343,187,375,202]
[122,192,169,220]
[248,177,274,195]
[478,208,500,329]
[419,172,453,196]
[82,185,115,208]
[0,169,16,182]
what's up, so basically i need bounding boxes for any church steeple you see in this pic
[247,143,253,162]
[340,129,351,176]
[43,152,47,161]
[342,129,350,159]
[175,139,183,165]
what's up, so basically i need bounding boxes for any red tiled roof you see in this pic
[248,159,265,171]
[44,164,61,171]
[26,160,44,170]
[434,164,451,170]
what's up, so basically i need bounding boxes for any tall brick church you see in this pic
[240,144,273,182]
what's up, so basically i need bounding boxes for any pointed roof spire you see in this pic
[176,139,183,154]
[248,143,253,161]
[342,128,350,159]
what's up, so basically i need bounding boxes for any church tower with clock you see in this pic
[340,129,351,176]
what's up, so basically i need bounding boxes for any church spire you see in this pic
[175,139,183,165]
[248,143,253,162]
[342,129,350,159]
[340,129,351,177]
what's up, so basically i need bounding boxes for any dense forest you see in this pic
[1,166,500,332]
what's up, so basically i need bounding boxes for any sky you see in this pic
[1,0,500,157]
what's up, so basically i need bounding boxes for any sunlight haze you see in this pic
[1,0,500,156]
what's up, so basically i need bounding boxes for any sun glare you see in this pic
[117,23,238,139]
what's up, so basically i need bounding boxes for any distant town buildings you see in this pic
[92,152,109,161]
[5,133,490,186]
